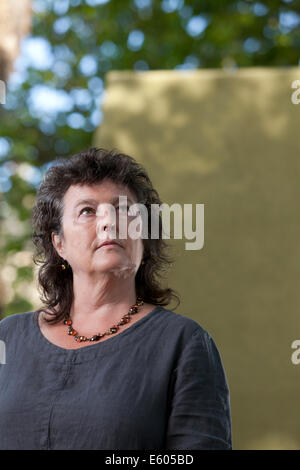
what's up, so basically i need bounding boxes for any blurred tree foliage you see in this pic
[0,0,300,316]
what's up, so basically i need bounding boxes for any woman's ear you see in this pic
[51,232,65,259]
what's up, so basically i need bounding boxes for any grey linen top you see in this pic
[0,306,232,450]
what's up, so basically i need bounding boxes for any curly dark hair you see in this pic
[31,147,180,324]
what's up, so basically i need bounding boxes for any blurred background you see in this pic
[1,0,300,450]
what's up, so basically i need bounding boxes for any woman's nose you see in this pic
[96,204,117,236]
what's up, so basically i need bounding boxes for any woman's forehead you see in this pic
[64,181,137,204]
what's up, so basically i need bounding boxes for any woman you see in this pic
[0,147,232,450]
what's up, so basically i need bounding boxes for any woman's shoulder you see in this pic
[157,305,212,344]
[0,311,36,338]
[158,307,228,383]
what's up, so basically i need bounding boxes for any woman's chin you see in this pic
[94,258,137,277]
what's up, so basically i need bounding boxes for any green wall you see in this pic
[94,67,300,449]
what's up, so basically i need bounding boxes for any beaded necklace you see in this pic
[63,298,144,342]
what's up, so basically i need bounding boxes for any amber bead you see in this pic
[71,330,77,336]
[129,306,138,313]
[90,335,101,341]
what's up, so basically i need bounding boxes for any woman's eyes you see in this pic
[79,205,131,216]
[79,207,95,216]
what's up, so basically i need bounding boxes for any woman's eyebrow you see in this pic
[74,196,134,209]
[74,198,98,209]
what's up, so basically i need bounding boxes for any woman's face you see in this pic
[52,179,144,279]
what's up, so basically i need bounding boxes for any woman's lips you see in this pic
[97,241,121,249]
[100,243,119,248]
